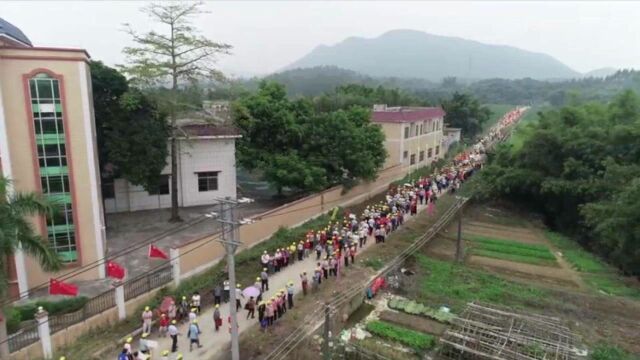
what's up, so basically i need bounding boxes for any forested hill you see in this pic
[240,67,640,107]
[285,29,580,81]
[245,66,438,97]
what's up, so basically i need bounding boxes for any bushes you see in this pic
[589,343,635,360]
[366,320,435,351]
[545,232,609,273]
[5,297,89,334]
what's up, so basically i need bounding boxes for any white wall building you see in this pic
[103,123,241,213]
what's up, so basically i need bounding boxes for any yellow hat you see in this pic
[256,277,261,281]
[288,281,293,286]
[193,319,198,324]
[144,306,150,311]
[162,350,170,356]
[191,308,196,312]
[263,268,267,271]
[236,283,241,288]
[171,320,177,324]
[215,304,219,308]
[142,332,149,338]
[126,337,133,343]
[177,354,183,360]
[182,296,186,300]
[60,357,66,360]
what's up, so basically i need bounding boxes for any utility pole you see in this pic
[323,302,331,360]
[455,200,464,263]
[217,200,241,360]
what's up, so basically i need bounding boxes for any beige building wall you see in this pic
[377,117,446,171]
[0,47,105,295]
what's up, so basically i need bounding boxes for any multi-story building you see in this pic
[372,105,447,170]
[103,120,241,213]
[0,18,105,297]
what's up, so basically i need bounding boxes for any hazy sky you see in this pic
[3,1,639,77]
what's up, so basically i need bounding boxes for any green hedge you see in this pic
[366,320,435,351]
[5,297,88,334]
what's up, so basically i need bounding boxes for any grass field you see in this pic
[545,232,640,299]
[467,234,557,266]
[482,104,515,136]
[414,254,547,312]
[507,106,545,151]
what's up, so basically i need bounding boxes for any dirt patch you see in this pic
[469,255,580,289]
[378,310,448,336]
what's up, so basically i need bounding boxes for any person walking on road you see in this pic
[245,296,256,319]
[300,272,308,296]
[141,306,153,334]
[235,284,244,312]
[213,305,222,332]
[213,285,222,306]
[260,268,269,292]
[286,282,295,309]
[187,320,202,351]
[223,280,230,303]
[168,320,179,353]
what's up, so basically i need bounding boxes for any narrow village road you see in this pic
[146,201,429,359]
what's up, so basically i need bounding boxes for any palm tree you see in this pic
[0,177,61,357]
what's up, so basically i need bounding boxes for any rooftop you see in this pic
[371,106,445,123]
[176,120,241,138]
[0,18,32,47]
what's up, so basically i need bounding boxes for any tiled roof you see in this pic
[372,107,445,123]
[179,124,241,138]
[0,18,32,46]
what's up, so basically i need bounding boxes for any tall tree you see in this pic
[122,2,231,222]
[441,92,491,139]
[0,178,61,357]
[234,81,387,194]
[90,61,169,191]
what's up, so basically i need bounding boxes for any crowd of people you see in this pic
[117,107,526,359]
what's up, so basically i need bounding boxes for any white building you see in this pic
[443,127,462,150]
[103,123,241,213]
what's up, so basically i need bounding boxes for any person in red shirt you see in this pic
[158,313,169,337]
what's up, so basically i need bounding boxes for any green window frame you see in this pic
[29,73,77,263]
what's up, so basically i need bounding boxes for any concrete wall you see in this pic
[9,287,162,360]
[176,164,408,277]
[105,138,237,213]
[378,118,446,171]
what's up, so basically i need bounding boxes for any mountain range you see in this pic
[284,30,582,81]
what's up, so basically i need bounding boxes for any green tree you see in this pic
[441,92,491,139]
[0,178,61,357]
[90,61,169,191]
[122,1,231,222]
[476,90,640,275]
[233,81,387,194]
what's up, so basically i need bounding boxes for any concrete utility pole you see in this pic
[323,302,331,360]
[215,199,242,360]
[455,199,464,263]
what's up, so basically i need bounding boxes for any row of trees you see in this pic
[475,90,640,275]
[233,82,387,194]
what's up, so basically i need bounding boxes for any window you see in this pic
[419,151,425,162]
[435,146,440,155]
[197,171,219,192]
[410,154,416,165]
[38,144,66,167]
[148,175,170,195]
[404,127,409,139]
[428,148,433,158]
[29,73,76,262]
[41,174,70,194]
[403,151,408,159]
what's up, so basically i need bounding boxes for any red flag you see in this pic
[148,244,168,260]
[106,260,126,280]
[49,278,78,296]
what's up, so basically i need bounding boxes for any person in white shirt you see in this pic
[191,291,201,313]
